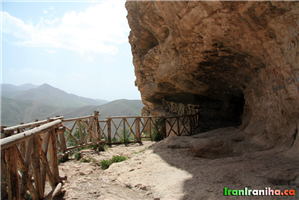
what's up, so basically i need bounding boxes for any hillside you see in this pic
[1,83,108,107]
[59,99,144,120]
[1,97,143,127]
[1,83,39,92]
[1,96,62,126]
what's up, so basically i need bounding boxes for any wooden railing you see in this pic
[1,110,200,200]
[59,111,104,158]
[1,119,64,200]
[105,111,200,145]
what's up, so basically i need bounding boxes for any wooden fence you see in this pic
[1,110,200,200]
[1,119,64,200]
[105,113,200,145]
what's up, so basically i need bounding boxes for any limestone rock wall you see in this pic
[126,1,299,152]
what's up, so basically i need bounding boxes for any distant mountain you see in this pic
[95,99,109,105]
[1,98,144,127]
[1,96,62,126]
[1,83,108,108]
[60,99,144,120]
[1,83,39,92]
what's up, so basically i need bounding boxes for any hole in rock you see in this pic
[160,92,245,133]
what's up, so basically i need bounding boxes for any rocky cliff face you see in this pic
[126,1,299,155]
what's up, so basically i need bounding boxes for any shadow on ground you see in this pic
[149,127,299,199]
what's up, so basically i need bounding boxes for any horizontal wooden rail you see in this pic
[1,120,62,150]
[106,114,198,120]
[106,116,141,119]
[3,116,63,132]
[62,115,100,122]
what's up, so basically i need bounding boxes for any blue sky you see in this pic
[1,0,141,101]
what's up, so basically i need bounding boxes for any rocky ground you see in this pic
[51,141,154,200]
[53,127,299,200]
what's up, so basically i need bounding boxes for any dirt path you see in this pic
[52,141,155,200]
[52,128,299,200]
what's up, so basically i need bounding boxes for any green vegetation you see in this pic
[74,152,81,161]
[25,193,33,200]
[99,159,111,170]
[110,128,135,144]
[151,118,163,141]
[58,156,68,164]
[119,128,134,144]
[141,119,163,142]
[100,155,127,170]
[134,147,148,154]
[141,131,151,141]
[98,144,109,151]
[64,126,88,148]
[80,157,96,163]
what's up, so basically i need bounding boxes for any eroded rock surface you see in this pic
[126,1,299,156]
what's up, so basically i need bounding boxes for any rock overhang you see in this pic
[126,1,299,149]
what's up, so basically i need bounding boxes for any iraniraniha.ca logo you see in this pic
[223,187,295,196]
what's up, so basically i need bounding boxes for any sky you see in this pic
[1,0,141,101]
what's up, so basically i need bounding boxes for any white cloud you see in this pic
[44,18,59,25]
[86,56,93,62]
[1,1,129,56]
[43,10,48,14]
[49,11,56,18]
[45,49,56,53]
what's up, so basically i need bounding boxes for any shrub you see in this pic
[98,144,109,151]
[112,137,118,143]
[74,152,81,161]
[111,155,127,163]
[119,128,134,144]
[80,157,96,163]
[58,156,68,164]
[25,193,32,200]
[151,118,163,141]
[100,159,111,170]
[100,155,127,170]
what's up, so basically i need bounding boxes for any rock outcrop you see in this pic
[126,1,299,156]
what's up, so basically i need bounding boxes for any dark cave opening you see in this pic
[160,92,245,132]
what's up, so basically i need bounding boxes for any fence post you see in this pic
[149,118,152,140]
[176,117,180,136]
[49,129,60,186]
[0,126,7,199]
[58,129,68,161]
[160,117,166,139]
[123,118,126,144]
[107,118,111,146]
[135,117,141,143]
[94,111,100,143]
[7,146,20,200]
[32,135,44,199]
[189,116,192,135]
[78,120,83,145]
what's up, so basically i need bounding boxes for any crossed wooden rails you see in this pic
[105,113,200,144]
[0,112,104,200]
[0,110,200,200]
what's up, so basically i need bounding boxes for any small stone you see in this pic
[140,186,147,190]
[79,172,86,175]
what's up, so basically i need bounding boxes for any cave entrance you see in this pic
[198,95,245,132]
[162,93,245,133]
